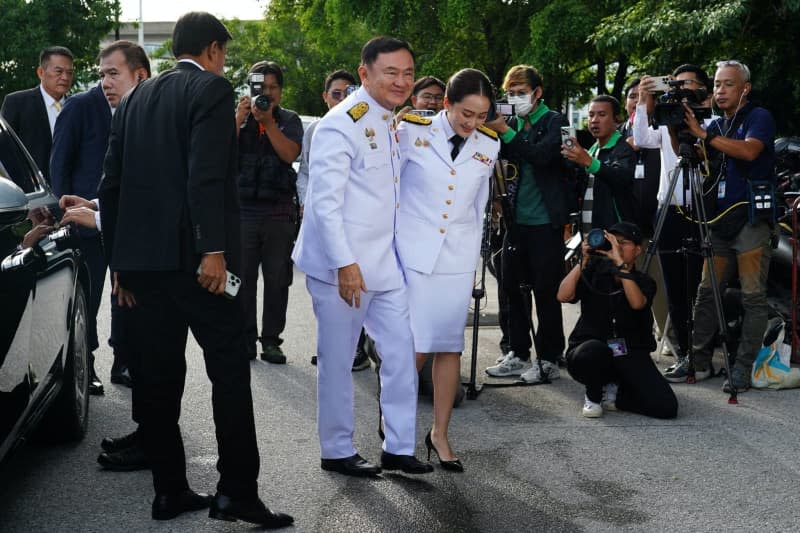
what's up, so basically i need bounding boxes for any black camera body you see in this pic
[248,72,272,111]
[586,228,611,254]
[653,80,712,127]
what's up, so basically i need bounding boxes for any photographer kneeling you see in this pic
[560,222,678,419]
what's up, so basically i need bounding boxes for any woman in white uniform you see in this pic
[397,69,500,471]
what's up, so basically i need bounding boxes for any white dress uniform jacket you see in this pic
[397,112,499,274]
[292,86,403,290]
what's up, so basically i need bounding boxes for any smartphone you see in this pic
[196,266,242,299]
[649,75,672,92]
[561,126,576,148]
[407,109,435,117]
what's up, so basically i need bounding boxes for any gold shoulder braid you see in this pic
[347,102,369,122]
[477,125,498,139]
[402,114,432,126]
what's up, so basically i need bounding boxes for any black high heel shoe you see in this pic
[425,430,463,472]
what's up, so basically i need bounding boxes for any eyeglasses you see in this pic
[328,89,346,100]
[417,92,444,102]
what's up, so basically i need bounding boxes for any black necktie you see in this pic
[450,134,464,160]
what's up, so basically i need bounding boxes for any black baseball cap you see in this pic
[608,221,643,244]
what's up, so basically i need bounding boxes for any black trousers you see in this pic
[123,271,260,498]
[655,207,703,356]
[489,226,511,352]
[240,213,297,350]
[81,234,106,353]
[566,340,678,419]
[502,224,565,362]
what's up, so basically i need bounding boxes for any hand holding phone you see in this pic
[561,126,576,148]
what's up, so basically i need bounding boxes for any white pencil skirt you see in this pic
[404,268,475,353]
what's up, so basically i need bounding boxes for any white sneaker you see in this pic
[582,395,603,418]
[495,352,509,364]
[519,360,560,384]
[601,383,618,411]
[485,352,528,377]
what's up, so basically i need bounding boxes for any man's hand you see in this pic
[112,273,136,308]
[21,224,54,248]
[59,194,97,211]
[598,231,625,266]
[561,142,592,167]
[251,100,276,128]
[393,105,412,127]
[197,253,227,295]
[61,207,97,229]
[235,95,252,129]
[638,75,657,105]
[682,103,705,138]
[484,114,510,134]
[338,263,367,308]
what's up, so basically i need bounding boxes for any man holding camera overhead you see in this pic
[235,61,303,364]
[483,65,571,385]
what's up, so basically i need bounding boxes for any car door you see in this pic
[0,119,75,449]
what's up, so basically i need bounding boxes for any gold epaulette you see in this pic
[347,102,369,122]
[402,113,432,126]
[477,125,498,139]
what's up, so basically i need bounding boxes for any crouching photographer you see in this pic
[560,222,678,419]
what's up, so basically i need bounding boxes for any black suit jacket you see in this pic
[50,83,111,200]
[0,87,55,181]
[99,62,241,275]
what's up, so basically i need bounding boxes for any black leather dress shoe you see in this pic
[101,430,139,453]
[152,489,212,520]
[110,369,133,388]
[89,368,104,396]
[97,443,149,471]
[380,452,434,474]
[320,453,381,477]
[209,493,294,528]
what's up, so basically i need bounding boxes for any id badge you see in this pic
[635,163,645,180]
[607,338,628,357]
[717,180,726,199]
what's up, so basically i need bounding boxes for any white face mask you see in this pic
[508,94,534,117]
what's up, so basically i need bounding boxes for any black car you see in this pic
[0,117,90,464]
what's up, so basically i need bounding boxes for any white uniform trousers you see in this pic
[306,275,418,459]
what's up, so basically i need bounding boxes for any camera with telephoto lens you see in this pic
[248,72,272,111]
[653,79,712,127]
[586,228,611,254]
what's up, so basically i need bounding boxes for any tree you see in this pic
[592,0,800,133]
[0,0,118,103]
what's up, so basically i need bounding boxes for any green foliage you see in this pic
[0,0,118,101]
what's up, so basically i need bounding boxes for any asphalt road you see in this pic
[2,268,800,532]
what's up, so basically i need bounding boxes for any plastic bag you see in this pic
[751,318,800,389]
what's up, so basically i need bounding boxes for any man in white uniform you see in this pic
[292,36,433,476]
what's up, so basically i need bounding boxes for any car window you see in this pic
[0,126,39,194]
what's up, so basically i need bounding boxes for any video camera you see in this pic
[653,79,712,127]
[248,72,272,111]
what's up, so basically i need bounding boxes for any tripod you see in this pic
[464,161,541,398]
[644,132,739,403]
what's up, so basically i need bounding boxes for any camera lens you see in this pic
[254,94,271,111]
[587,228,611,252]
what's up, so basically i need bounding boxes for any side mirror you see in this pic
[0,177,29,227]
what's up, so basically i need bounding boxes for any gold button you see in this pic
[396,203,400,209]
[448,185,455,190]
[446,199,452,205]
[394,176,399,183]
[439,228,446,234]
[382,113,389,120]
[442,213,449,219]
[450,169,456,176]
